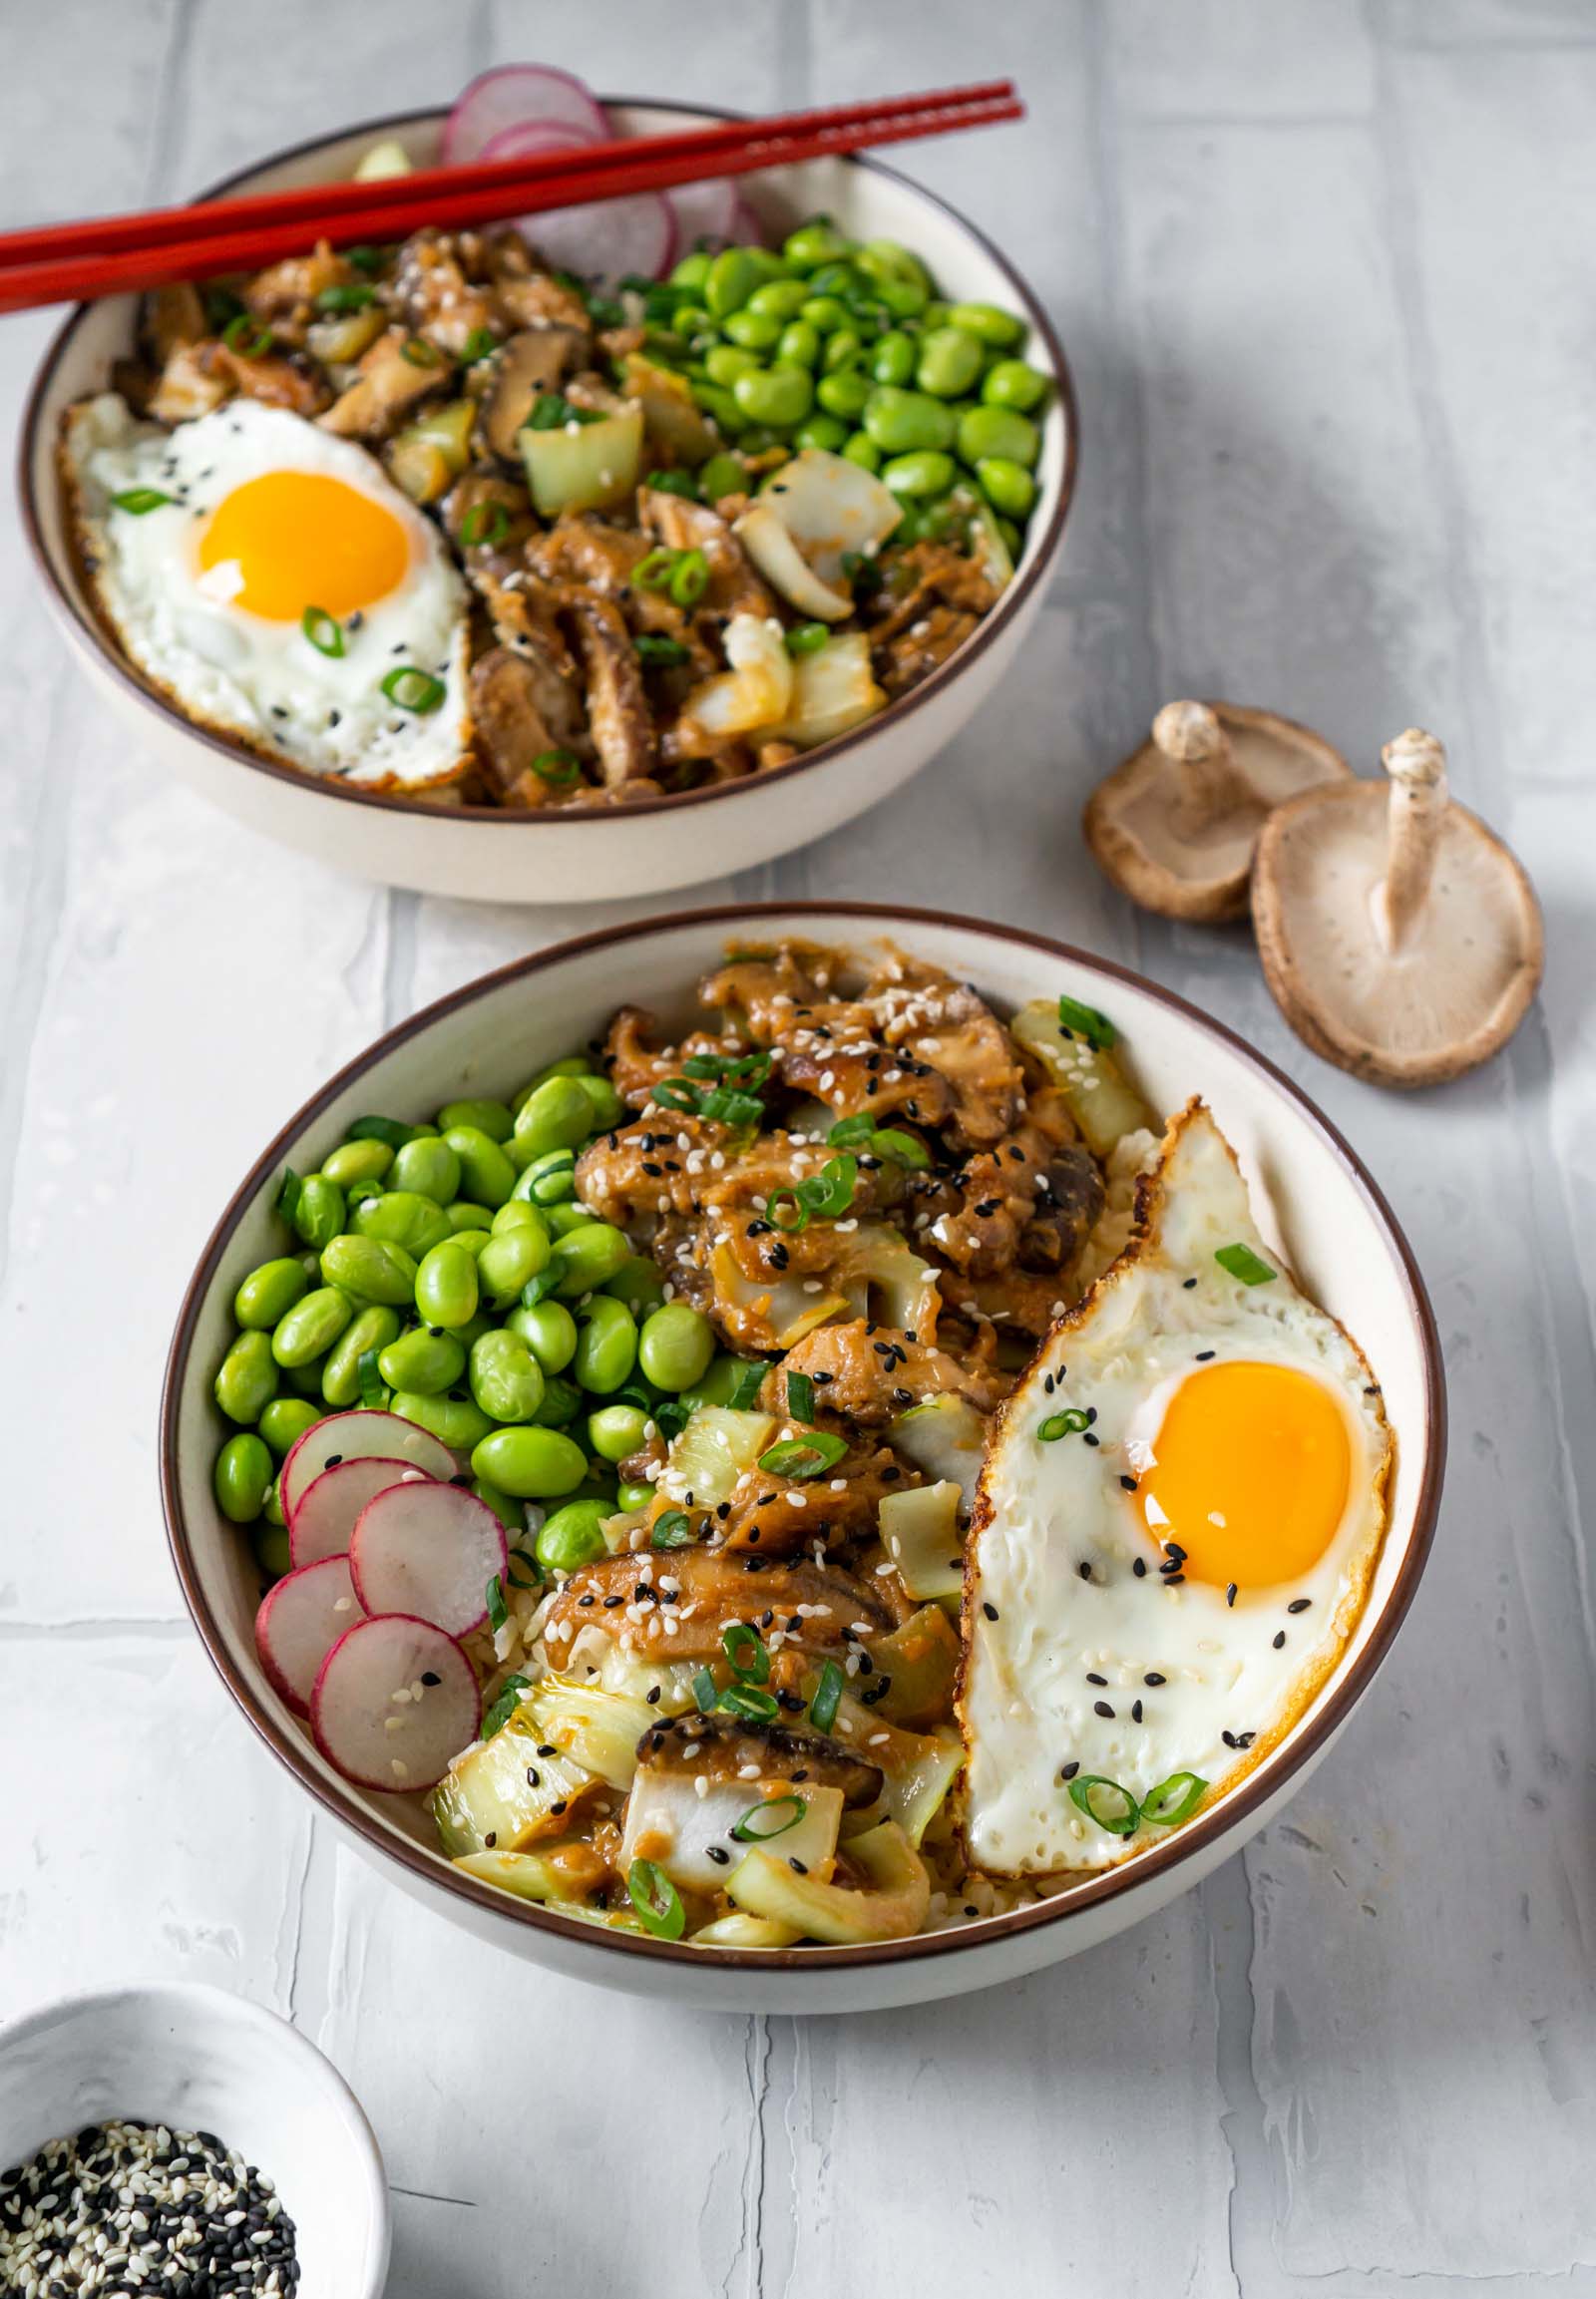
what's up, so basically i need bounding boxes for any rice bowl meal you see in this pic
[56,69,1050,813]
[203,930,1403,1953]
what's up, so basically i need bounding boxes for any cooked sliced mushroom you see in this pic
[469,647,573,805]
[1252,727,1543,1088]
[634,1712,884,1808]
[1084,699,1352,922]
[565,594,655,785]
[480,326,588,461]
[318,327,450,439]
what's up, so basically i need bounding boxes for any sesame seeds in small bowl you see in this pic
[0,1985,388,2299]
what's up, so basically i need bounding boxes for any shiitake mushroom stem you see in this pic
[1151,699,1257,829]
[1374,727,1447,953]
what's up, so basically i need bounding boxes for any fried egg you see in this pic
[962,1100,1392,1875]
[62,394,471,787]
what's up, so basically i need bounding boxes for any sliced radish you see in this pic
[255,1555,363,1719]
[280,1410,455,1524]
[480,120,595,164]
[517,185,676,284]
[444,64,607,164]
[665,177,738,253]
[349,1481,510,1640]
[311,1614,481,1793]
[290,1456,437,1570]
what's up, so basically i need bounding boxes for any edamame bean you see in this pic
[437,1096,514,1142]
[258,1396,321,1457]
[783,218,853,272]
[281,1357,328,1399]
[470,1329,546,1424]
[415,1240,480,1330]
[842,432,882,471]
[472,1477,524,1536]
[957,403,1039,469]
[821,328,863,374]
[511,1055,589,1113]
[705,342,760,387]
[271,1287,354,1368]
[535,1498,611,1573]
[877,274,930,320]
[450,1228,491,1260]
[588,1403,651,1461]
[723,308,781,352]
[795,413,849,453]
[445,1200,494,1232]
[747,276,809,321]
[320,1234,418,1307]
[471,1424,588,1500]
[214,1330,279,1424]
[863,385,957,455]
[286,1173,345,1251]
[215,1432,273,1525]
[976,455,1037,518]
[732,365,813,428]
[616,1479,656,1512]
[320,1138,393,1188]
[807,259,863,300]
[637,1303,716,1393]
[252,1520,292,1579]
[512,1075,595,1160]
[669,248,713,292]
[534,1374,583,1428]
[870,329,917,387]
[351,1189,451,1259]
[776,320,821,370]
[800,294,851,335]
[261,1476,286,1529]
[390,1388,495,1451]
[233,1257,311,1332]
[883,449,958,500]
[491,1198,545,1235]
[389,1135,461,1203]
[444,1124,517,1209]
[544,1201,596,1239]
[857,237,932,293]
[575,1073,624,1132]
[697,451,745,501]
[817,368,871,421]
[378,1327,465,1396]
[692,381,747,436]
[550,1221,632,1298]
[477,1222,551,1309]
[705,245,764,317]
[916,325,985,399]
[574,1296,637,1393]
[508,1299,578,1373]
[321,1304,402,1406]
[982,357,1049,413]
[947,299,1025,347]
[599,1255,665,1318]
[688,1352,770,1408]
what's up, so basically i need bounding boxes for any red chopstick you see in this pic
[0,84,1021,315]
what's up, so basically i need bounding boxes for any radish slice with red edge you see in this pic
[479,121,595,165]
[349,1481,510,1640]
[444,64,608,164]
[255,1555,362,1719]
[515,182,676,285]
[290,1457,437,1570]
[311,1614,481,1793]
[280,1409,454,1525]
[665,178,738,254]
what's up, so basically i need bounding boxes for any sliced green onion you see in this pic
[645,468,700,500]
[315,283,376,312]
[809,1659,844,1734]
[1067,1773,1140,1836]
[726,1360,769,1412]
[461,325,499,364]
[626,1857,685,1940]
[528,392,594,431]
[222,312,274,357]
[301,604,345,659]
[347,1114,414,1149]
[345,245,385,276]
[1056,993,1115,1050]
[784,621,830,657]
[683,1050,772,1087]
[669,549,709,606]
[634,634,691,667]
[717,1684,779,1724]
[111,487,174,515]
[631,547,678,591]
[805,1153,858,1219]
[652,1078,697,1112]
[356,1348,387,1410]
[381,665,447,715]
[521,1271,560,1308]
[481,1673,531,1741]
[530,747,582,787]
[786,1371,815,1424]
[722,1622,770,1685]
[400,335,445,367]
[653,1399,690,1439]
[766,1187,809,1235]
[731,1792,807,1843]
[692,1665,719,1713]
[1142,1771,1207,1827]
[1215,1243,1276,1287]
[650,1509,694,1550]
[864,1126,930,1170]
[697,1086,764,1126]
[758,1432,849,1481]
[460,500,511,550]
[274,1168,303,1223]
[1038,1408,1090,1441]
[506,1554,542,1591]
[486,1574,508,1634]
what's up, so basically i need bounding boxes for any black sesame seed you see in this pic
[789,1856,809,1874]
[1059,1760,1079,1780]
[1182,1277,1197,1290]
[1119,1474,1137,1492]
[1226,1583,1237,1608]
[1093,1700,1114,1719]
[706,1844,731,1866]
[1222,1730,1238,1748]
[1078,1561,1092,1581]
[1288,1597,1311,1614]
[1144,1671,1165,1686]
[1131,1700,1143,1723]
[1132,1557,1147,1578]
[1272,1631,1286,1649]
[1085,1672,1106,1687]
[982,1601,998,1621]
[525,1766,540,1787]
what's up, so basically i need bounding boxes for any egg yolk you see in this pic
[1138,1358,1351,1588]
[197,470,410,619]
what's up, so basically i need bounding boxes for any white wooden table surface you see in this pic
[4,3,1593,2291]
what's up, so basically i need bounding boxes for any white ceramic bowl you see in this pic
[161,904,1444,2014]
[0,1983,389,2298]
[19,106,1076,905]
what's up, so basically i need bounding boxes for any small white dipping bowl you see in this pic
[18,105,1076,905]
[161,904,1445,2015]
[0,1985,389,2299]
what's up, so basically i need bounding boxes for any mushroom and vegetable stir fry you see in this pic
[218,941,1160,1947]
[68,205,1051,807]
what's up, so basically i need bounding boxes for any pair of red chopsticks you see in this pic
[0,80,1021,316]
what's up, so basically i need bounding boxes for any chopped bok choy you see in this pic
[727,1818,931,1944]
[880,1481,966,1604]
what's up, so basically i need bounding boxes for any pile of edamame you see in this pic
[641,215,1050,556]
[211,1057,750,1587]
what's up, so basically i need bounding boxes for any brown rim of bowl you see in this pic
[161,900,1446,1976]
[18,102,1078,831]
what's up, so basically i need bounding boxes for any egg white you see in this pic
[961,1100,1392,1876]
[62,393,472,788]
